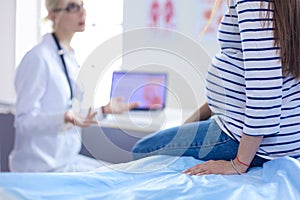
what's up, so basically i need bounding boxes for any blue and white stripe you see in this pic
[206,0,300,159]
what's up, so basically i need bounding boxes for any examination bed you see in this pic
[0,155,299,200]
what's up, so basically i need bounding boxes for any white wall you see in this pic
[123,0,224,58]
[0,0,226,109]
[0,0,16,104]
[15,0,40,67]
[122,0,225,110]
[0,0,40,105]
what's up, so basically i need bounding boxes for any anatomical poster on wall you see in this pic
[146,0,177,30]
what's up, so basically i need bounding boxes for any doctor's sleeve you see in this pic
[14,51,67,135]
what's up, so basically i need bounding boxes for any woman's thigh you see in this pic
[132,118,239,161]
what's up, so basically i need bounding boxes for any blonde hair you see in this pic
[43,0,67,29]
[45,0,66,13]
[45,0,68,18]
[199,0,223,38]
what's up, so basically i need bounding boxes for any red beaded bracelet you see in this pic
[236,156,250,167]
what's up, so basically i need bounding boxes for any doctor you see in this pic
[9,0,138,172]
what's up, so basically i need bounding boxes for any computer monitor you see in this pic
[110,71,168,110]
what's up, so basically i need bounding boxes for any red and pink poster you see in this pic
[147,0,177,29]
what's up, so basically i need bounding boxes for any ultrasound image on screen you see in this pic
[110,71,167,110]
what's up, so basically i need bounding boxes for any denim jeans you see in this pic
[132,118,268,167]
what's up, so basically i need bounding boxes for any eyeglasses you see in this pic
[52,2,84,13]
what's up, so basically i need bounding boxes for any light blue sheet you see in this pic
[0,155,299,200]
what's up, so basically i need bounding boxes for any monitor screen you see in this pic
[110,71,167,110]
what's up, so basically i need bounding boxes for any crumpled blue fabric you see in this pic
[0,155,299,200]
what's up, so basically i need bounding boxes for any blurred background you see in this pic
[0,0,228,170]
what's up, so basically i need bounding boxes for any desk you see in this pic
[81,108,193,163]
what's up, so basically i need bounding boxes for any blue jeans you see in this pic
[132,118,268,167]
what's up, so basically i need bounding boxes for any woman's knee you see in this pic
[132,139,147,154]
[131,128,176,160]
[131,138,152,160]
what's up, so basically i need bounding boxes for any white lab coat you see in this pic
[9,33,102,172]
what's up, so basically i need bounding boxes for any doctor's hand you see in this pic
[182,159,247,176]
[102,97,140,114]
[64,108,98,127]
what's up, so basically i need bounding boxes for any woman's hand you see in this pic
[102,97,139,114]
[182,135,262,176]
[182,159,247,176]
[64,108,98,127]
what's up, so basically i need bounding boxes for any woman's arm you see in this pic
[184,102,212,124]
[233,134,263,172]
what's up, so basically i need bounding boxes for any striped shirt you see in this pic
[206,0,300,159]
